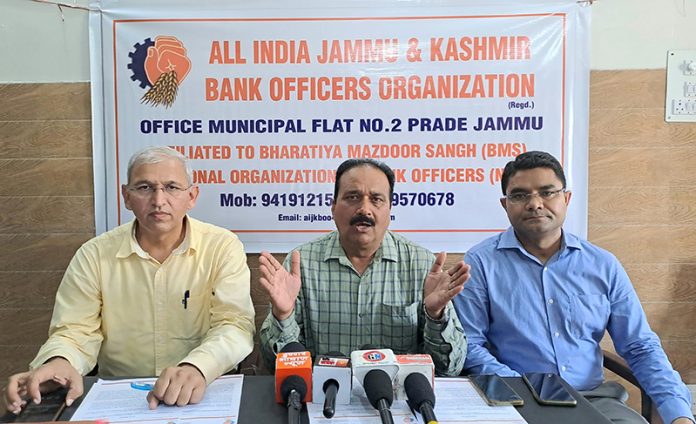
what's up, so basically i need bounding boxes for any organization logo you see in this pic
[362,350,386,362]
[128,36,192,108]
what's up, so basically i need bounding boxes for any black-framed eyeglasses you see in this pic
[504,188,566,204]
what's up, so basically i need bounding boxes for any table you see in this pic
[1,376,612,424]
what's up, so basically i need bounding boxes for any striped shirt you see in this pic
[260,230,466,376]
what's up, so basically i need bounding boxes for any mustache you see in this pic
[350,215,375,226]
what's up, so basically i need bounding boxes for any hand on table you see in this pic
[4,357,83,414]
[147,364,206,409]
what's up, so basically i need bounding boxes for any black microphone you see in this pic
[275,342,312,424]
[281,375,307,424]
[404,373,438,424]
[364,369,395,424]
[313,351,351,418]
[281,341,307,353]
[323,379,338,418]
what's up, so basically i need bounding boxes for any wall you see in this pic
[2,70,695,415]
[2,0,696,82]
[0,83,94,381]
[1,0,695,418]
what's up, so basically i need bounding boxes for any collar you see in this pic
[323,230,399,264]
[116,216,193,259]
[497,226,582,257]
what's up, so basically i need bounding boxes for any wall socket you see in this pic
[666,50,696,122]
[673,98,696,115]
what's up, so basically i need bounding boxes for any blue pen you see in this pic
[130,382,154,391]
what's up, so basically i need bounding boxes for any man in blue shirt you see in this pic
[454,151,693,424]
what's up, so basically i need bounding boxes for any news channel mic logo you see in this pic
[128,36,192,108]
[362,350,387,362]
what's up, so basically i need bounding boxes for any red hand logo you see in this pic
[144,36,191,86]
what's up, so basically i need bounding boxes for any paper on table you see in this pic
[307,377,417,424]
[70,375,243,424]
[308,377,526,424]
[414,377,528,424]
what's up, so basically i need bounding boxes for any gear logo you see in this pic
[128,36,192,108]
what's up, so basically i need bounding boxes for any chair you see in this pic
[602,349,654,423]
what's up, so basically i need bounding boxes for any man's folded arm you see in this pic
[608,265,694,424]
[180,237,256,383]
[422,302,466,376]
[453,253,518,377]
[31,244,103,375]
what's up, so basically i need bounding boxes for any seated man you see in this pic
[454,151,693,424]
[259,158,469,376]
[4,146,255,412]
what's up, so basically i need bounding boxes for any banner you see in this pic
[90,0,590,252]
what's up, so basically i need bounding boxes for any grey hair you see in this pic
[127,146,193,185]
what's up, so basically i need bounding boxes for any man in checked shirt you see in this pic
[258,158,469,376]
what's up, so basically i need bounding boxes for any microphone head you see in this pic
[404,373,435,408]
[313,351,352,406]
[276,344,313,404]
[363,369,394,409]
[281,375,308,402]
[281,341,307,353]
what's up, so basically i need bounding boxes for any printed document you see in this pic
[307,379,415,424]
[307,377,526,424]
[418,377,527,424]
[70,375,243,424]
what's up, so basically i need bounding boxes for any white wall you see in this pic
[591,0,696,70]
[0,0,695,82]
[0,0,91,82]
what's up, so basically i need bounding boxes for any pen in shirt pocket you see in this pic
[182,289,190,309]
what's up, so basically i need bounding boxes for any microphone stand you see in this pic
[377,399,395,424]
[286,389,302,424]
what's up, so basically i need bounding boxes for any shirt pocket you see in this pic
[570,294,610,340]
[170,289,210,344]
[376,302,419,354]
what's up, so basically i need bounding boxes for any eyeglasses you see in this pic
[505,188,566,204]
[127,183,192,198]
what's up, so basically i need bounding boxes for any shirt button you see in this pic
[543,267,548,272]
[561,366,567,371]
[548,298,554,304]
[358,313,364,318]
[554,332,560,337]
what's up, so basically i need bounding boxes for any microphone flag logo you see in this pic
[363,350,386,362]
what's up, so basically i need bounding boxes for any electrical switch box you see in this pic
[666,50,696,122]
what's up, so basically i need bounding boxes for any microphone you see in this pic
[275,342,312,404]
[350,348,399,390]
[281,375,307,424]
[364,369,395,424]
[394,354,435,400]
[404,372,438,424]
[312,352,351,418]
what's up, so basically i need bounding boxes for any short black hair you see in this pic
[334,159,395,199]
[501,151,566,195]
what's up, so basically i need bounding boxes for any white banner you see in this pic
[90,0,590,252]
